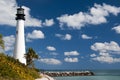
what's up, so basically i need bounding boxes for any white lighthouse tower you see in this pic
[14,7,26,65]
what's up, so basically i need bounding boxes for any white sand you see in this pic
[35,73,55,80]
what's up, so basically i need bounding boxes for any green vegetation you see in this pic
[25,48,39,68]
[0,53,40,80]
[0,34,40,80]
[0,34,4,49]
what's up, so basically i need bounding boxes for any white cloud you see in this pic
[46,46,56,51]
[91,41,120,63]
[65,34,72,40]
[23,6,42,27]
[112,25,120,34]
[26,30,45,42]
[102,3,120,16]
[64,57,79,62]
[81,34,92,39]
[64,51,79,56]
[90,4,109,17]
[57,12,86,29]
[3,35,15,52]
[92,55,120,64]
[39,58,62,65]
[99,52,110,56]
[0,0,41,27]
[91,41,120,53]
[55,34,72,40]
[57,3,120,29]
[90,53,96,57]
[43,19,54,26]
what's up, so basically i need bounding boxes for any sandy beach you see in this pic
[35,73,55,80]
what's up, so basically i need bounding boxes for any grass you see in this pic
[0,53,41,80]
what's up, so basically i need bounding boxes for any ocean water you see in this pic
[54,76,120,80]
[54,70,120,80]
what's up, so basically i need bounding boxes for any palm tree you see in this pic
[25,48,39,68]
[0,34,4,50]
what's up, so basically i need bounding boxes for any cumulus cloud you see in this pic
[23,6,42,27]
[26,30,45,42]
[64,57,78,62]
[91,41,120,53]
[39,58,62,65]
[3,35,15,52]
[46,46,56,51]
[64,51,79,63]
[90,53,96,57]
[91,41,120,63]
[112,25,120,34]
[55,34,72,40]
[57,12,86,29]
[43,19,54,26]
[0,0,41,27]
[57,3,120,29]
[64,51,79,56]
[81,34,92,39]
[92,54,120,64]
[102,3,120,16]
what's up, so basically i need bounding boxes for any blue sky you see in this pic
[0,0,120,70]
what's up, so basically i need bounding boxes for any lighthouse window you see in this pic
[16,31,18,34]
[17,10,24,14]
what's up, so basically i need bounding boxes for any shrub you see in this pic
[0,53,40,80]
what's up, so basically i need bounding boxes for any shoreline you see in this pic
[35,73,55,80]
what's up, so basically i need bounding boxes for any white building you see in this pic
[14,7,26,65]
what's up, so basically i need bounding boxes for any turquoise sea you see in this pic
[53,70,120,80]
[54,76,120,80]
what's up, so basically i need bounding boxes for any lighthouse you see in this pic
[14,7,26,65]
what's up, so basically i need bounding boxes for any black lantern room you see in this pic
[16,7,25,20]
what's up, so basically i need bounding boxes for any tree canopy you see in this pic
[25,48,39,68]
[0,34,4,52]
